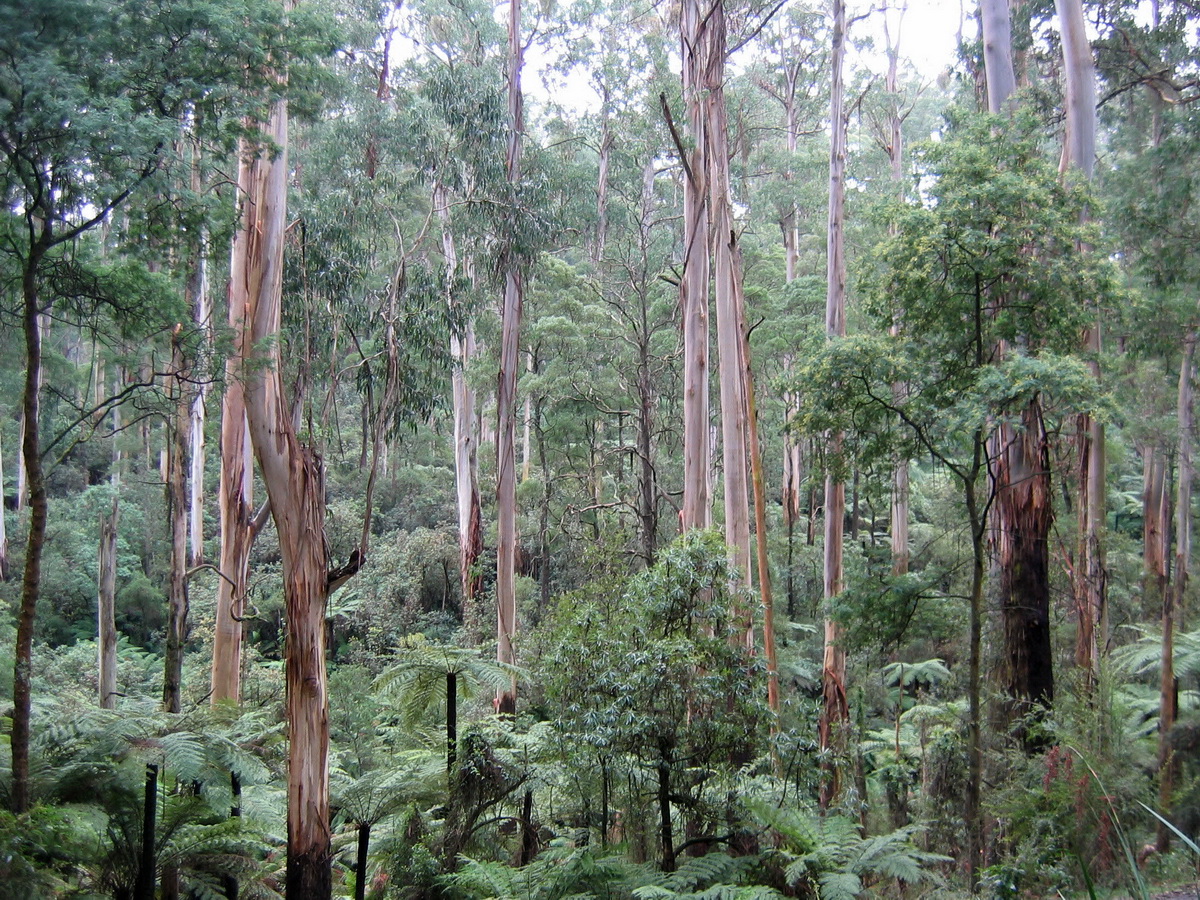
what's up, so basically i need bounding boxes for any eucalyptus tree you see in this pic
[1052,0,1104,682]
[978,0,1060,750]
[404,0,507,613]
[1100,4,1200,847]
[819,0,850,809]
[0,0,304,814]
[495,0,527,716]
[792,109,1112,876]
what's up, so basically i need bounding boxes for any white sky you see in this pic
[526,0,971,114]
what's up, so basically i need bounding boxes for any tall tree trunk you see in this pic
[819,0,849,810]
[98,494,120,709]
[520,352,533,483]
[963,434,988,884]
[13,240,49,814]
[1159,328,1194,852]
[594,86,612,263]
[736,268,779,720]
[679,0,710,532]
[983,0,1055,746]
[212,207,258,707]
[236,44,333,897]
[495,0,524,716]
[994,401,1055,742]
[980,0,1017,114]
[98,375,122,711]
[884,4,910,577]
[1056,0,1103,680]
[704,0,752,639]
[637,159,659,566]
[1144,447,1170,619]
[436,184,483,607]
[164,328,190,714]
[188,141,211,569]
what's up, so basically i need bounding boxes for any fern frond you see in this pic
[817,870,861,900]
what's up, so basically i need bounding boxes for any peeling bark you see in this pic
[235,33,333,894]
[994,402,1055,744]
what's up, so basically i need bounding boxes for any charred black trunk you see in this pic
[135,764,159,900]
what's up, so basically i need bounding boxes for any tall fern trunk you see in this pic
[135,763,158,900]
[446,670,458,778]
[355,823,371,900]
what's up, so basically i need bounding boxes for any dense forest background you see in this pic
[2,0,1200,897]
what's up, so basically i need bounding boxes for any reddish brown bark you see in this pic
[235,39,333,895]
[994,402,1055,744]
